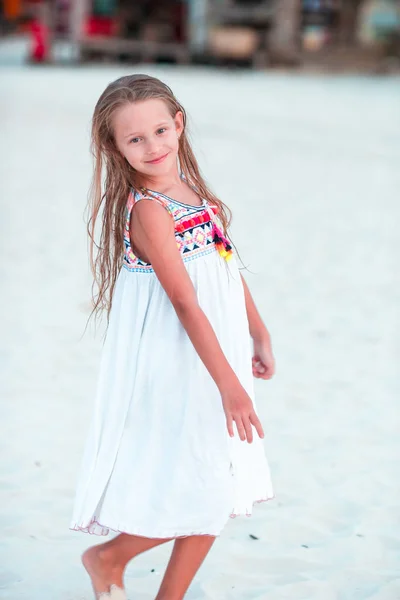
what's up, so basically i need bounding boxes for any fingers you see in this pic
[252,367,269,380]
[235,417,247,442]
[252,358,265,372]
[252,357,275,380]
[243,417,253,444]
[252,358,267,379]
[226,413,234,438]
[253,367,267,379]
[227,413,264,444]
[252,361,274,380]
[250,411,265,440]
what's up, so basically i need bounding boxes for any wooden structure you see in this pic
[69,0,192,63]
[67,0,275,66]
[210,0,274,24]
[208,0,274,66]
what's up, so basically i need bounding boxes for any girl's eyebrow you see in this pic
[124,122,169,138]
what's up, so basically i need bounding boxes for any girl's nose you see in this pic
[146,139,160,155]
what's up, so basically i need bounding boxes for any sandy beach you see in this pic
[0,49,399,599]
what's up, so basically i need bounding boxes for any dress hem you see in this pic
[69,521,221,539]
[70,495,275,539]
[229,493,275,518]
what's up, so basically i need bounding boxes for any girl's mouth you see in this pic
[146,152,169,165]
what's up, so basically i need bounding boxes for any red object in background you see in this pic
[84,16,117,37]
[30,18,49,62]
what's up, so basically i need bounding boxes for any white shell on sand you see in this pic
[1,37,399,600]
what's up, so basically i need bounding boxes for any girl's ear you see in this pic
[174,110,184,138]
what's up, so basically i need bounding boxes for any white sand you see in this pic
[0,52,399,599]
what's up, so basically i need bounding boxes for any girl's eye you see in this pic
[157,128,166,135]
[130,137,140,144]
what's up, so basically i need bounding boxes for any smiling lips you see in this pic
[145,152,169,165]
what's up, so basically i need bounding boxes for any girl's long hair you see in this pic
[87,74,233,326]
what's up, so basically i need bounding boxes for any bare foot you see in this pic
[82,545,125,598]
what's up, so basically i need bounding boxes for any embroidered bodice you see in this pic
[123,186,232,273]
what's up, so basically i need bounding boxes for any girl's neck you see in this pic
[138,166,182,193]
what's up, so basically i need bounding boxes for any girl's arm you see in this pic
[130,200,238,391]
[130,204,264,443]
[240,274,270,342]
[130,200,264,443]
[240,273,276,380]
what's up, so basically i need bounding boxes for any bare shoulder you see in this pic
[129,199,172,264]
[130,197,173,236]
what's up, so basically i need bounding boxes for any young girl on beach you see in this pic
[70,73,275,600]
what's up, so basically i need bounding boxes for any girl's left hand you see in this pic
[252,337,275,380]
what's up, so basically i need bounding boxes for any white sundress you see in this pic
[70,184,274,539]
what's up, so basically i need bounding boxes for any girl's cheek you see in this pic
[127,149,140,163]
[169,134,179,151]
[165,130,175,143]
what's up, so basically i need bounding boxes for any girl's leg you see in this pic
[155,535,216,600]
[82,533,173,595]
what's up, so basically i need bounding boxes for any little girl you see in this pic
[70,73,275,600]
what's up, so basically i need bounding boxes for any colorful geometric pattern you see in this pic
[122,186,233,273]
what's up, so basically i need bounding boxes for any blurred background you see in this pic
[0,0,400,72]
[1,2,400,600]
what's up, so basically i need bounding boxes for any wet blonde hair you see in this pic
[87,73,232,324]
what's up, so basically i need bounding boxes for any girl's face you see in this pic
[114,98,184,178]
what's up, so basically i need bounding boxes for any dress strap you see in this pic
[126,188,136,213]
[133,186,174,215]
[124,187,174,242]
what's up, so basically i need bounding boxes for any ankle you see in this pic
[97,545,124,572]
